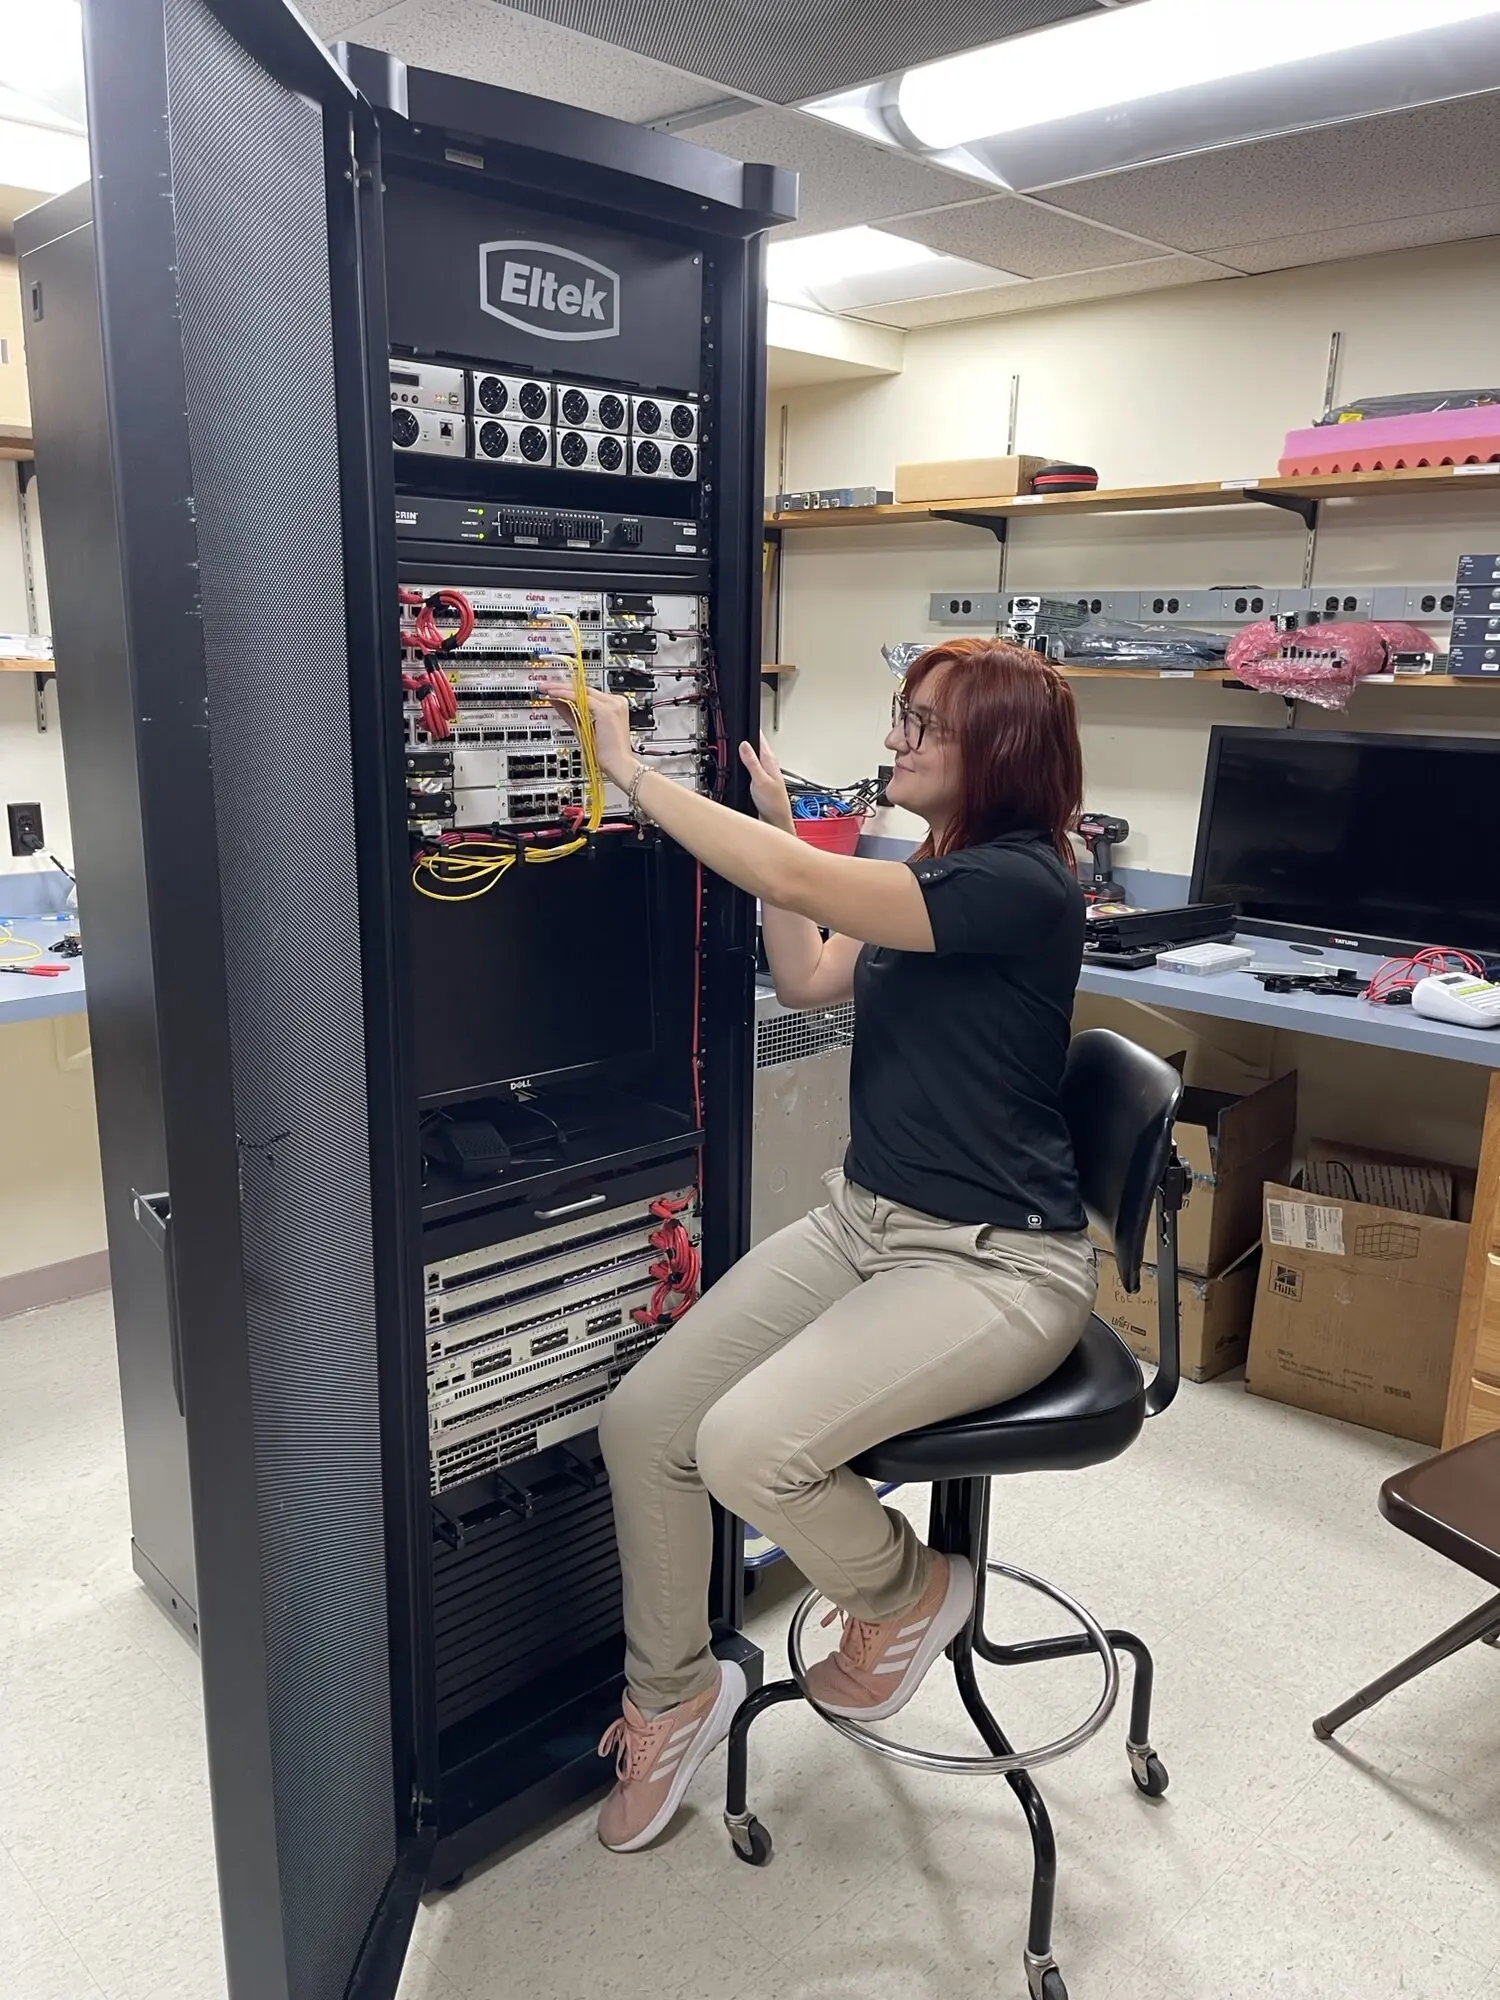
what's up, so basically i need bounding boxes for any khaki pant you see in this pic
[599,1171,1098,1713]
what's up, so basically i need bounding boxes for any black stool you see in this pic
[723,1028,1187,2000]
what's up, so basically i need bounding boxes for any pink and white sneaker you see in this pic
[802,1551,975,1723]
[596,1659,747,1852]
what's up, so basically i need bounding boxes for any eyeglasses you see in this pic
[891,693,944,750]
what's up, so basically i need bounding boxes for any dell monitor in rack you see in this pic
[1190,726,1500,958]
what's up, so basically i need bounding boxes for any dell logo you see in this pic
[479,240,621,342]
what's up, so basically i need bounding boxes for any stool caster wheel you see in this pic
[1041,1973,1068,2000]
[726,1813,773,1867]
[1026,1963,1067,2000]
[1130,1747,1169,1798]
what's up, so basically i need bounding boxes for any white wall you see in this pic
[766,239,1500,873]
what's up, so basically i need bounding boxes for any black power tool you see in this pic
[1077,812,1129,903]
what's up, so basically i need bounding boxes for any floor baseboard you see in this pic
[0,1250,111,1320]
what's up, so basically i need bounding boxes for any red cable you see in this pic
[1366,946,1485,1005]
[632,1196,701,1325]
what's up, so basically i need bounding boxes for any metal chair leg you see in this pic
[723,1678,804,1864]
[973,1625,1168,1798]
[1314,1590,1500,1740]
[951,1626,1066,1998]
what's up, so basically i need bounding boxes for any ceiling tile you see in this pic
[1042,93,1500,253]
[318,0,727,121]
[883,195,1163,277]
[844,254,1228,328]
[1214,206,1500,275]
[497,0,1102,105]
[684,106,981,236]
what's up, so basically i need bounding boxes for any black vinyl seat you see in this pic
[724,1028,1188,2000]
[854,1318,1145,1482]
[852,1025,1183,1488]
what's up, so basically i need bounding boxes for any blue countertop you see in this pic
[0,914,86,1023]
[1079,933,1500,1068]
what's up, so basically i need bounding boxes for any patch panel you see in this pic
[402,584,710,830]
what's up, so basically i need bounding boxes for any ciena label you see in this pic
[479,240,621,342]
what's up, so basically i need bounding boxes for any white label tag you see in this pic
[1266,1199,1345,1257]
[1453,463,1500,476]
[1159,669,1195,679]
[1220,478,1260,490]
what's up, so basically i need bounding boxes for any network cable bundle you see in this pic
[19,8,794,1984]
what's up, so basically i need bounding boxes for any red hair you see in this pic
[902,639,1083,867]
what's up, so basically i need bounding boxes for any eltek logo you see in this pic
[479,240,620,343]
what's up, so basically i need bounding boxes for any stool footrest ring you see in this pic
[786,1557,1120,1777]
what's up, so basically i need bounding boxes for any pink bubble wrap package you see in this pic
[1226,620,1433,709]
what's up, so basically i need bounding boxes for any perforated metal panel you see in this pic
[755,1000,855,1069]
[503,0,1107,105]
[164,2,396,1992]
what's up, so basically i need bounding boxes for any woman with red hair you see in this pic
[547,639,1097,1852]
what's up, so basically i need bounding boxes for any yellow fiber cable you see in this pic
[0,923,44,966]
[411,611,608,899]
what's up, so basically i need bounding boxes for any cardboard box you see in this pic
[1096,1247,1260,1384]
[1089,1070,1296,1278]
[1246,1179,1468,1445]
[894,455,1049,504]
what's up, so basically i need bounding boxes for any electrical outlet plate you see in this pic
[7,801,43,857]
[1137,589,1218,623]
[928,590,1002,627]
[1305,585,1374,622]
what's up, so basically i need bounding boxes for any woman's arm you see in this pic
[738,735,862,1005]
[546,687,937,953]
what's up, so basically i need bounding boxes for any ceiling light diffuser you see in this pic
[805,0,1500,191]
[766,226,1023,316]
[896,0,1500,150]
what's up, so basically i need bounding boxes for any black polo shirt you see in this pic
[843,832,1087,1231]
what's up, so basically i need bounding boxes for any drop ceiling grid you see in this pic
[1037,93,1500,252]
[880,194,1186,278]
[495,0,1107,104]
[678,105,1000,236]
[314,0,728,119]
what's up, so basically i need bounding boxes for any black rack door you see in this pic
[61,3,423,1996]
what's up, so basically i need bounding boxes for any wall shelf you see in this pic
[0,657,56,733]
[765,462,1500,533]
[1057,664,1484,689]
[0,424,33,462]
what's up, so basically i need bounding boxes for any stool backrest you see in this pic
[1061,1028,1183,1292]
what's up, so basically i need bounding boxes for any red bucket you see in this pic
[793,815,862,856]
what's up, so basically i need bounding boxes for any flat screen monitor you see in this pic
[1190,727,1500,956]
[409,841,658,1104]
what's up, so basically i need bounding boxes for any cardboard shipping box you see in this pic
[1089,1070,1296,1278]
[894,455,1049,504]
[1246,1176,1468,1445]
[1096,1247,1260,1384]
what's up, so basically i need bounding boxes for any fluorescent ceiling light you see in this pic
[0,0,84,128]
[766,226,1023,316]
[806,0,1500,190]
[0,117,87,192]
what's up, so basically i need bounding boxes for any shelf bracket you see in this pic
[1244,489,1320,588]
[929,510,1010,602]
[34,671,49,733]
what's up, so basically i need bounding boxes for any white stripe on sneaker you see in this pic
[897,1617,932,1638]
[872,1661,909,1675]
[884,1638,922,1658]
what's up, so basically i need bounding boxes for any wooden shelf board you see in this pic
[0,657,54,673]
[0,425,33,461]
[759,662,797,676]
[766,462,1500,532]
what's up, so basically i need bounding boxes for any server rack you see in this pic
[17,4,793,1995]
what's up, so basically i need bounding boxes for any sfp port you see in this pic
[508,755,550,781]
[586,1308,624,1335]
[530,1329,571,1356]
[472,1348,514,1377]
